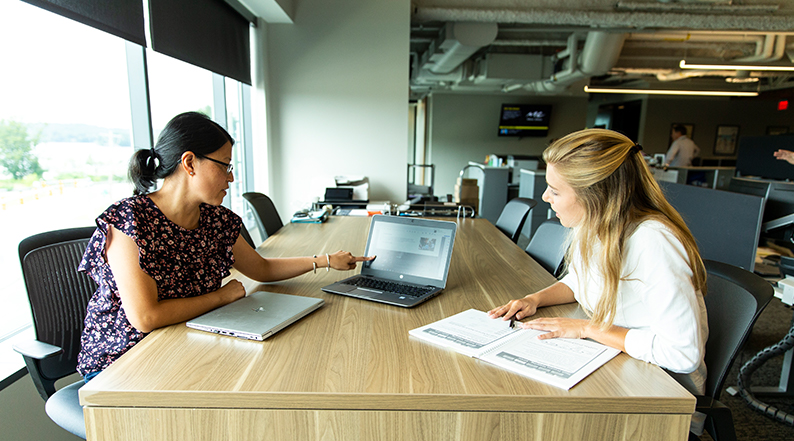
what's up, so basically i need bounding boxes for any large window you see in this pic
[0,1,132,379]
[147,50,215,140]
[0,1,256,382]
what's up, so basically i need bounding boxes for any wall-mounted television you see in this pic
[498,104,552,137]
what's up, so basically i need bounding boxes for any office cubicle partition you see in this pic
[659,181,765,272]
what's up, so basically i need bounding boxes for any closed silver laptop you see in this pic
[186,291,324,341]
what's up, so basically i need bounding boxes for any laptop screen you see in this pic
[362,215,456,286]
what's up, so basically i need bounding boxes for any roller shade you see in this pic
[149,0,252,85]
[21,0,146,47]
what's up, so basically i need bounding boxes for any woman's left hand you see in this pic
[520,317,591,340]
[328,251,375,271]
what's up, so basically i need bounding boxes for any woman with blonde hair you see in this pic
[488,128,708,434]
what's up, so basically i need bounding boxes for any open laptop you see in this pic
[186,291,324,341]
[322,215,457,307]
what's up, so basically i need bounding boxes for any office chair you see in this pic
[239,223,256,248]
[242,192,283,240]
[694,260,774,441]
[494,197,537,244]
[525,218,570,277]
[12,226,98,439]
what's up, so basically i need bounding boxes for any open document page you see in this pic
[408,308,519,357]
[409,309,620,390]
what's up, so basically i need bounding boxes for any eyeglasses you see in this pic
[197,154,234,174]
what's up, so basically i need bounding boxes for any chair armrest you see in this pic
[12,340,63,360]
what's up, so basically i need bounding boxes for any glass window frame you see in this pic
[1,16,256,390]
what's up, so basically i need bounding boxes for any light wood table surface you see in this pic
[79,216,694,441]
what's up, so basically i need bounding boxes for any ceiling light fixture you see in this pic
[680,60,794,72]
[583,85,758,97]
[725,77,760,83]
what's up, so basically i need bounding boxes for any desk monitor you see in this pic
[728,177,771,200]
[729,177,794,239]
[659,181,764,271]
[735,135,794,181]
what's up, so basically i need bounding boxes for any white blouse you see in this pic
[559,220,708,397]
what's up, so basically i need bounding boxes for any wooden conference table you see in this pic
[79,216,694,441]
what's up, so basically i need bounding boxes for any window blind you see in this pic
[149,0,252,85]
[22,0,146,47]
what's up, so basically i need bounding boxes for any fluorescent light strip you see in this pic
[583,86,758,97]
[680,60,794,72]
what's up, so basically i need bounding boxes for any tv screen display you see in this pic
[498,104,552,137]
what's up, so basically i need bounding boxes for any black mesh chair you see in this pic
[243,192,283,240]
[525,218,570,277]
[694,260,774,441]
[12,227,97,439]
[494,197,537,244]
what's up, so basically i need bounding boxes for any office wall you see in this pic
[427,93,589,197]
[0,374,82,441]
[264,0,410,215]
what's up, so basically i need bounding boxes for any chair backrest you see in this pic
[702,260,774,400]
[525,218,570,276]
[18,227,98,392]
[239,223,255,248]
[243,192,283,239]
[494,197,537,243]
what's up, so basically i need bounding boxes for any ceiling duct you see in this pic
[520,31,626,93]
[421,22,498,74]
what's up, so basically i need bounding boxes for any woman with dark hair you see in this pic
[488,128,708,435]
[77,112,372,381]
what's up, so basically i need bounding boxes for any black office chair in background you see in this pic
[693,260,774,441]
[525,218,570,277]
[239,223,256,248]
[243,192,283,240]
[494,197,537,244]
[12,227,97,439]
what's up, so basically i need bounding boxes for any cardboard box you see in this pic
[457,177,478,186]
[454,183,479,201]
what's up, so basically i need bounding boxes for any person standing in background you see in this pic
[665,125,700,167]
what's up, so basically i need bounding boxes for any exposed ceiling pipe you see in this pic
[736,34,788,63]
[423,22,498,74]
[627,32,766,54]
[519,31,626,93]
[657,34,791,82]
[491,39,568,47]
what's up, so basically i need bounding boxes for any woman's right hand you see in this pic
[216,280,246,305]
[487,295,541,321]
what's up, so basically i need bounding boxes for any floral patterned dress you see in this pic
[76,195,242,377]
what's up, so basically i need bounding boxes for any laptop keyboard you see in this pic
[346,277,435,298]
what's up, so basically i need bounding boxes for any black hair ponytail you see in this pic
[128,112,234,195]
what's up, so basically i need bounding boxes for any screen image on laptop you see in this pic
[322,215,457,307]
[364,218,453,283]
